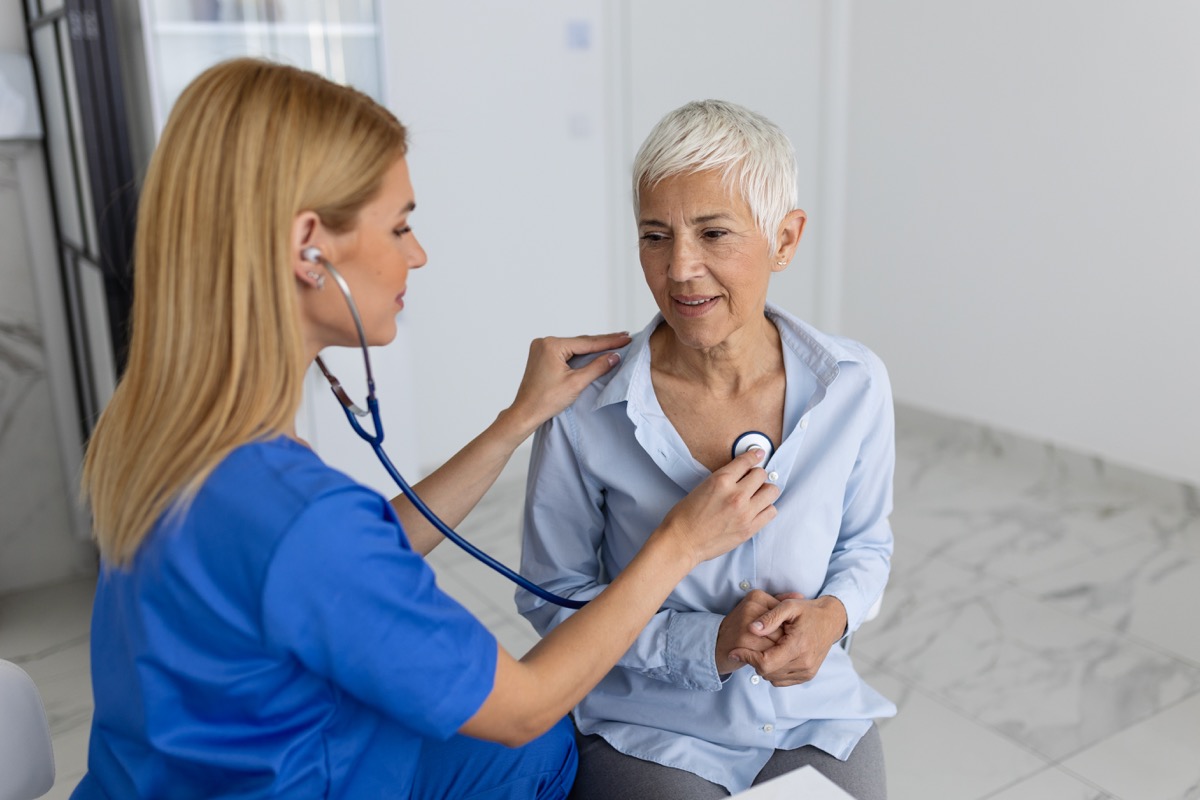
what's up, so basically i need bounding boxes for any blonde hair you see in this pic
[82,59,407,565]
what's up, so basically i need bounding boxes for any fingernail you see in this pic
[608,352,621,366]
[729,654,741,663]
[751,621,764,631]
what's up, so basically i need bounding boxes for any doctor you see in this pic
[72,59,779,799]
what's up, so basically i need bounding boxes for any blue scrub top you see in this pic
[73,438,497,799]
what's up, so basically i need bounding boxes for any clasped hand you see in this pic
[715,590,848,687]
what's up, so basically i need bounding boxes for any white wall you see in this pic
[28,0,1192,500]
[376,0,833,472]
[374,0,611,475]
[842,1,1200,487]
[616,0,828,330]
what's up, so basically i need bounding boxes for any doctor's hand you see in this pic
[715,590,783,675]
[654,448,780,567]
[728,594,848,687]
[504,333,632,438]
[401,332,630,558]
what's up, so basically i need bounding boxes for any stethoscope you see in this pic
[301,247,777,610]
[303,246,589,608]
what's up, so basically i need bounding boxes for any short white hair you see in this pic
[632,99,798,250]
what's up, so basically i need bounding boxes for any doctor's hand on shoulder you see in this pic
[393,331,630,556]
[501,332,631,437]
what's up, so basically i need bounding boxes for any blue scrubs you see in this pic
[72,437,575,799]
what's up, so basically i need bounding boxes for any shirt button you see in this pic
[750,675,761,685]
[739,580,751,591]
[767,471,779,481]
[800,417,809,429]
[763,723,775,733]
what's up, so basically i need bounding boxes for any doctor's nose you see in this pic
[407,234,428,270]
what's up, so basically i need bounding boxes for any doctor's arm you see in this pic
[518,412,745,692]
[390,333,629,555]
[460,446,779,747]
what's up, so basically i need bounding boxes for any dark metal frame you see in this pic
[23,0,138,437]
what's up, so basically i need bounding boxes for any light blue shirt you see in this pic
[517,303,897,794]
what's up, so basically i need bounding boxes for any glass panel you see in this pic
[57,21,100,258]
[286,0,376,25]
[143,0,382,125]
[31,23,84,249]
[78,257,117,411]
[0,156,38,318]
[59,246,98,425]
[327,32,380,97]
[147,0,376,27]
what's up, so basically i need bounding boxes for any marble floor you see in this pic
[2,405,1197,799]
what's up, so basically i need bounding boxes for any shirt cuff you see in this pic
[820,581,873,634]
[664,611,725,692]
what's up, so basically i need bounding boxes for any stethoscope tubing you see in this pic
[307,248,586,609]
[351,398,586,609]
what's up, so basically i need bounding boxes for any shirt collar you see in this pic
[593,302,864,411]
[594,313,659,410]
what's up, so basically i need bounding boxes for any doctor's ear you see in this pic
[772,209,807,271]
[291,211,329,289]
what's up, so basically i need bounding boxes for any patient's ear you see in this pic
[772,210,807,272]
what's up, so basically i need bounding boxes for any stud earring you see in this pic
[305,270,326,291]
[776,259,788,266]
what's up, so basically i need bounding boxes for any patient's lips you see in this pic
[672,294,720,317]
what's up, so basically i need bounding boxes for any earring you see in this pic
[305,270,326,291]
[776,259,788,266]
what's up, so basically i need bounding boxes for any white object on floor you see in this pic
[728,765,856,799]
[0,659,55,800]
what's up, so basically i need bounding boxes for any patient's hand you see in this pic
[728,594,847,687]
[714,590,783,675]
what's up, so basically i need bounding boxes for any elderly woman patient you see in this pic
[517,99,896,799]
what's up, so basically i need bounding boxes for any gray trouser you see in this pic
[568,723,886,800]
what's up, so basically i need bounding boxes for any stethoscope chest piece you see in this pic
[731,430,775,464]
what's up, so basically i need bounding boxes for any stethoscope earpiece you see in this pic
[732,431,775,464]
[301,246,324,264]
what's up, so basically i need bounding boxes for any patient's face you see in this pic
[637,169,775,351]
